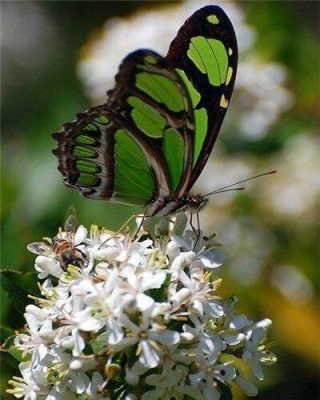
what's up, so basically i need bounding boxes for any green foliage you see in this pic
[0,270,39,314]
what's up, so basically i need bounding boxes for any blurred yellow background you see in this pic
[1,1,319,399]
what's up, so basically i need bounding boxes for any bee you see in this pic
[27,215,87,270]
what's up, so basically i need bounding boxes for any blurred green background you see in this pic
[1,1,319,399]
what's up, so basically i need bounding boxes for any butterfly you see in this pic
[52,5,238,217]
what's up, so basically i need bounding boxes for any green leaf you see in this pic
[2,335,30,362]
[2,334,16,349]
[89,332,108,354]
[0,270,39,314]
[0,325,15,342]
[8,345,30,363]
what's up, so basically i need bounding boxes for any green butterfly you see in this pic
[53,5,238,216]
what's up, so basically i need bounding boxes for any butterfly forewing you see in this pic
[165,5,238,192]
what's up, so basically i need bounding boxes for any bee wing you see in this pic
[64,214,77,233]
[27,242,51,255]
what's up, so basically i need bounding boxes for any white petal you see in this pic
[70,359,82,370]
[37,344,48,361]
[25,304,47,321]
[153,330,180,346]
[139,340,160,368]
[125,395,137,400]
[207,301,224,317]
[35,256,63,279]
[72,328,85,356]
[78,316,103,332]
[38,320,53,339]
[151,302,171,317]
[200,250,225,268]
[126,361,148,385]
[74,225,87,245]
[90,247,119,260]
[69,371,87,393]
[180,331,195,342]
[166,241,180,261]
[255,318,272,330]
[178,270,192,288]
[141,271,166,291]
[24,313,40,333]
[203,382,220,400]
[170,288,191,305]
[136,293,154,312]
[141,390,158,400]
[243,349,253,363]
[215,364,236,382]
[253,358,264,381]
[107,325,124,345]
[170,253,189,273]
[224,333,245,346]
[193,299,204,316]
[229,314,250,330]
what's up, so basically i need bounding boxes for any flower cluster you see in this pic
[7,214,276,399]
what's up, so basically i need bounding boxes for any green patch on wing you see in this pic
[95,115,109,124]
[207,15,219,25]
[136,72,184,112]
[187,37,228,86]
[114,129,155,205]
[72,146,97,158]
[82,123,99,132]
[128,96,166,138]
[163,128,185,190]
[76,159,100,174]
[75,159,100,187]
[175,69,208,166]
[78,173,100,187]
[143,55,157,65]
[75,134,98,146]
[136,72,185,112]
[193,108,208,165]
[176,69,201,107]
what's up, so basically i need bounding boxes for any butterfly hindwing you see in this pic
[53,50,194,206]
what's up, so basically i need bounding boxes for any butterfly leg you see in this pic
[132,214,147,240]
[187,207,200,250]
[99,214,145,249]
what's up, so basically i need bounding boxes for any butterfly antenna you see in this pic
[203,170,277,198]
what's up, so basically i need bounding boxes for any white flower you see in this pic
[173,229,225,269]
[182,323,226,368]
[242,319,273,380]
[118,306,180,368]
[7,366,41,399]
[8,212,275,398]
[35,255,64,279]
[189,370,221,400]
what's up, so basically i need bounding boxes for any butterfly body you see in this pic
[53,6,238,216]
